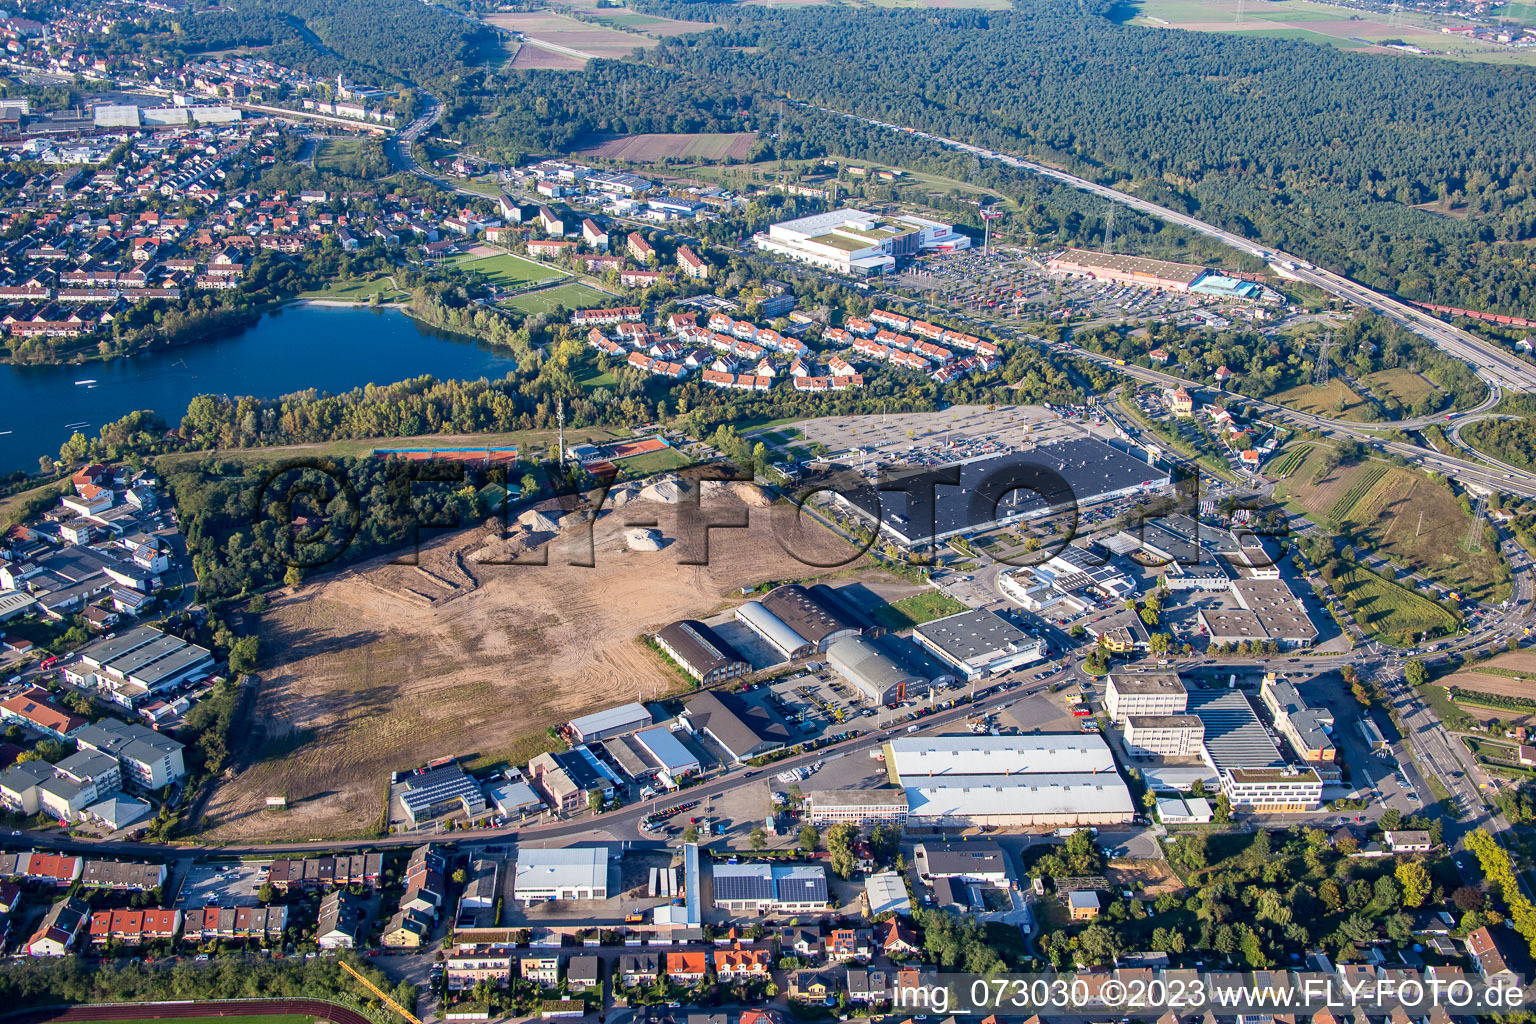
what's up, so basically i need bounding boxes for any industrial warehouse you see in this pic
[877,734,1136,827]
[753,208,970,276]
[732,583,872,661]
[835,437,1169,548]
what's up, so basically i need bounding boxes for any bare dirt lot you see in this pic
[198,487,870,842]
[1108,860,1183,896]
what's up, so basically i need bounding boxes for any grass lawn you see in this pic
[502,282,612,316]
[617,447,695,479]
[1361,368,1444,411]
[576,366,619,390]
[872,591,968,631]
[1333,565,1459,643]
[455,251,568,290]
[314,136,371,173]
[1269,378,1373,421]
[298,276,404,302]
[1416,683,1473,731]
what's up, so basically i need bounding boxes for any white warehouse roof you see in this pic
[905,774,1134,819]
[514,847,609,894]
[888,734,1117,780]
[568,702,651,739]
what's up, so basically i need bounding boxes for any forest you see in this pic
[601,0,1536,316]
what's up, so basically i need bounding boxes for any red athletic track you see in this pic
[3,999,373,1024]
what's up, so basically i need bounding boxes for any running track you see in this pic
[3,999,373,1024]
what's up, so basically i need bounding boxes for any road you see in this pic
[812,103,1536,392]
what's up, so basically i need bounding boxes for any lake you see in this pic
[0,304,520,476]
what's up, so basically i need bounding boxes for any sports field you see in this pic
[1120,0,1536,64]
[574,133,759,162]
[1274,447,1510,602]
[454,251,568,289]
[503,282,613,315]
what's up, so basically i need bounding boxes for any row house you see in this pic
[701,370,771,391]
[182,905,289,943]
[793,375,864,392]
[570,307,642,326]
[265,852,383,892]
[869,308,912,331]
[88,908,181,946]
[627,351,688,380]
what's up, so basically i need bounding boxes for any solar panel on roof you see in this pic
[714,872,774,902]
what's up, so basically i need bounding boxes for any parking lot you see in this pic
[891,246,1265,325]
[779,403,1094,465]
[174,860,269,908]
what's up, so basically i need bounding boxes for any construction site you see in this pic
[195,477,871,842]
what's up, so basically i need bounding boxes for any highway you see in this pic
[813,104,1536,392]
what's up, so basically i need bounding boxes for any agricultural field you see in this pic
[484,11,710,63]
[454,251,568,290]
[1265,444,1314,480]
[1269,378,1373,421]
[1442,651,1536,701]
[1360,368,1445,411]
[1118,0,1536,64]
[1331,565,1459,643]
[1274,447,1510,602]
[573,133,759,162]
[872,591,968,630]
[201,494,868,840]
[508,45,585,70]
[503,282,614,316]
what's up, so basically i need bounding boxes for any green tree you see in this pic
[1396,861,1431,908]
[826,823,858,878]
[228,635,260,675]
[798,823,820,854]
[749,826,767,851]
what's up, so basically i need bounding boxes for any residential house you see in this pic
[827,928,872,962]
[522,954,561,988]
[620,953,660,986]
[667,950,709,983]
[788,970,837,1004]
[315,889,365,949]
[87,908,180,946]
[26,897,89,956]
[447,953,513,990]
[566,954,601,991]
[1068,891,1101,920]
[381,907,433,949]
[714,946,770,981]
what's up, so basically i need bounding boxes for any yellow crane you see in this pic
[339,959,424,1024]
